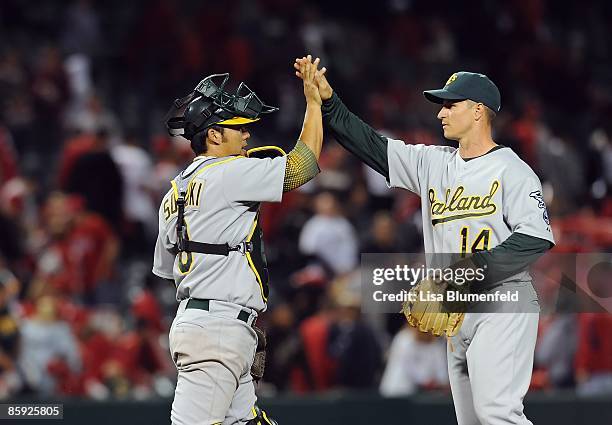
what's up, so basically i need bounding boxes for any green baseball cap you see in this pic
[423,71,501,112]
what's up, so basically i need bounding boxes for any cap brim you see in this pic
[217,117,260,125]
[423,89,466,104]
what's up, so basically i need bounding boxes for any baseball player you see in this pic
[153,57,323,425]
[295,60,554,425]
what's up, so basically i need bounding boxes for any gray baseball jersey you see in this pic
[387,139,554,259]
[153,154,287,312]
[387,139,551,425]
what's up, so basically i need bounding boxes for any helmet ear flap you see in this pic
[166,117,185,136]
[183,97,214,130]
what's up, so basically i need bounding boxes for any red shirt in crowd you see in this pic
[575,313,612,374]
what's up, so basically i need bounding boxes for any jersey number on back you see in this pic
[177,217,194,275]
[460,226,491,257]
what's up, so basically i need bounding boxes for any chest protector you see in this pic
[171,156,270,302]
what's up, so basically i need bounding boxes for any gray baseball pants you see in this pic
[447,282,540,425]
[169,299,259,425]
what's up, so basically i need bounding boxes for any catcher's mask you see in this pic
[164,73,278,140]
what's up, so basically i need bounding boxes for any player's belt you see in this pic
[186,298,251,323]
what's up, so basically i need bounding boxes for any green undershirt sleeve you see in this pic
[472,232,553,284]
[322,93,390,179]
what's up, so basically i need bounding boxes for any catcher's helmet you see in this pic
[164,73,278,140]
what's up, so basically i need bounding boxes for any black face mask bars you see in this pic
[165,73,278,137]
[234,82,279,118]
[195,75,278,119]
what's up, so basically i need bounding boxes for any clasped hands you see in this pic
[294,55,333,104]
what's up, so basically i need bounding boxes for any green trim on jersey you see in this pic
[244,212,270,303]
[461,145,506,161]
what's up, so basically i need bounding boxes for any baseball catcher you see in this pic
[154,57,324,425]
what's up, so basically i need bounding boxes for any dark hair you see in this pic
[190,125,224,155]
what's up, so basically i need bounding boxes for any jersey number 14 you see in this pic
[460,227,491,257]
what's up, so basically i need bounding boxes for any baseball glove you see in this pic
[401,278,466,337]
[250,325,267,382]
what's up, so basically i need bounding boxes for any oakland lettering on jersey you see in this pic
[163,180,204,221]
[429,180,500,225]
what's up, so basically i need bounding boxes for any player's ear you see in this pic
[207,127,222,145]
[473,103,485,122]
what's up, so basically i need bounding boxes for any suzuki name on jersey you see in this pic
[163,180,204,221]
[429,180,499,225]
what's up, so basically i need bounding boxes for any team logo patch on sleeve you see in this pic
[529,190,550,225]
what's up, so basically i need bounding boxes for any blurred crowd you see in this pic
[0,0,611,400]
